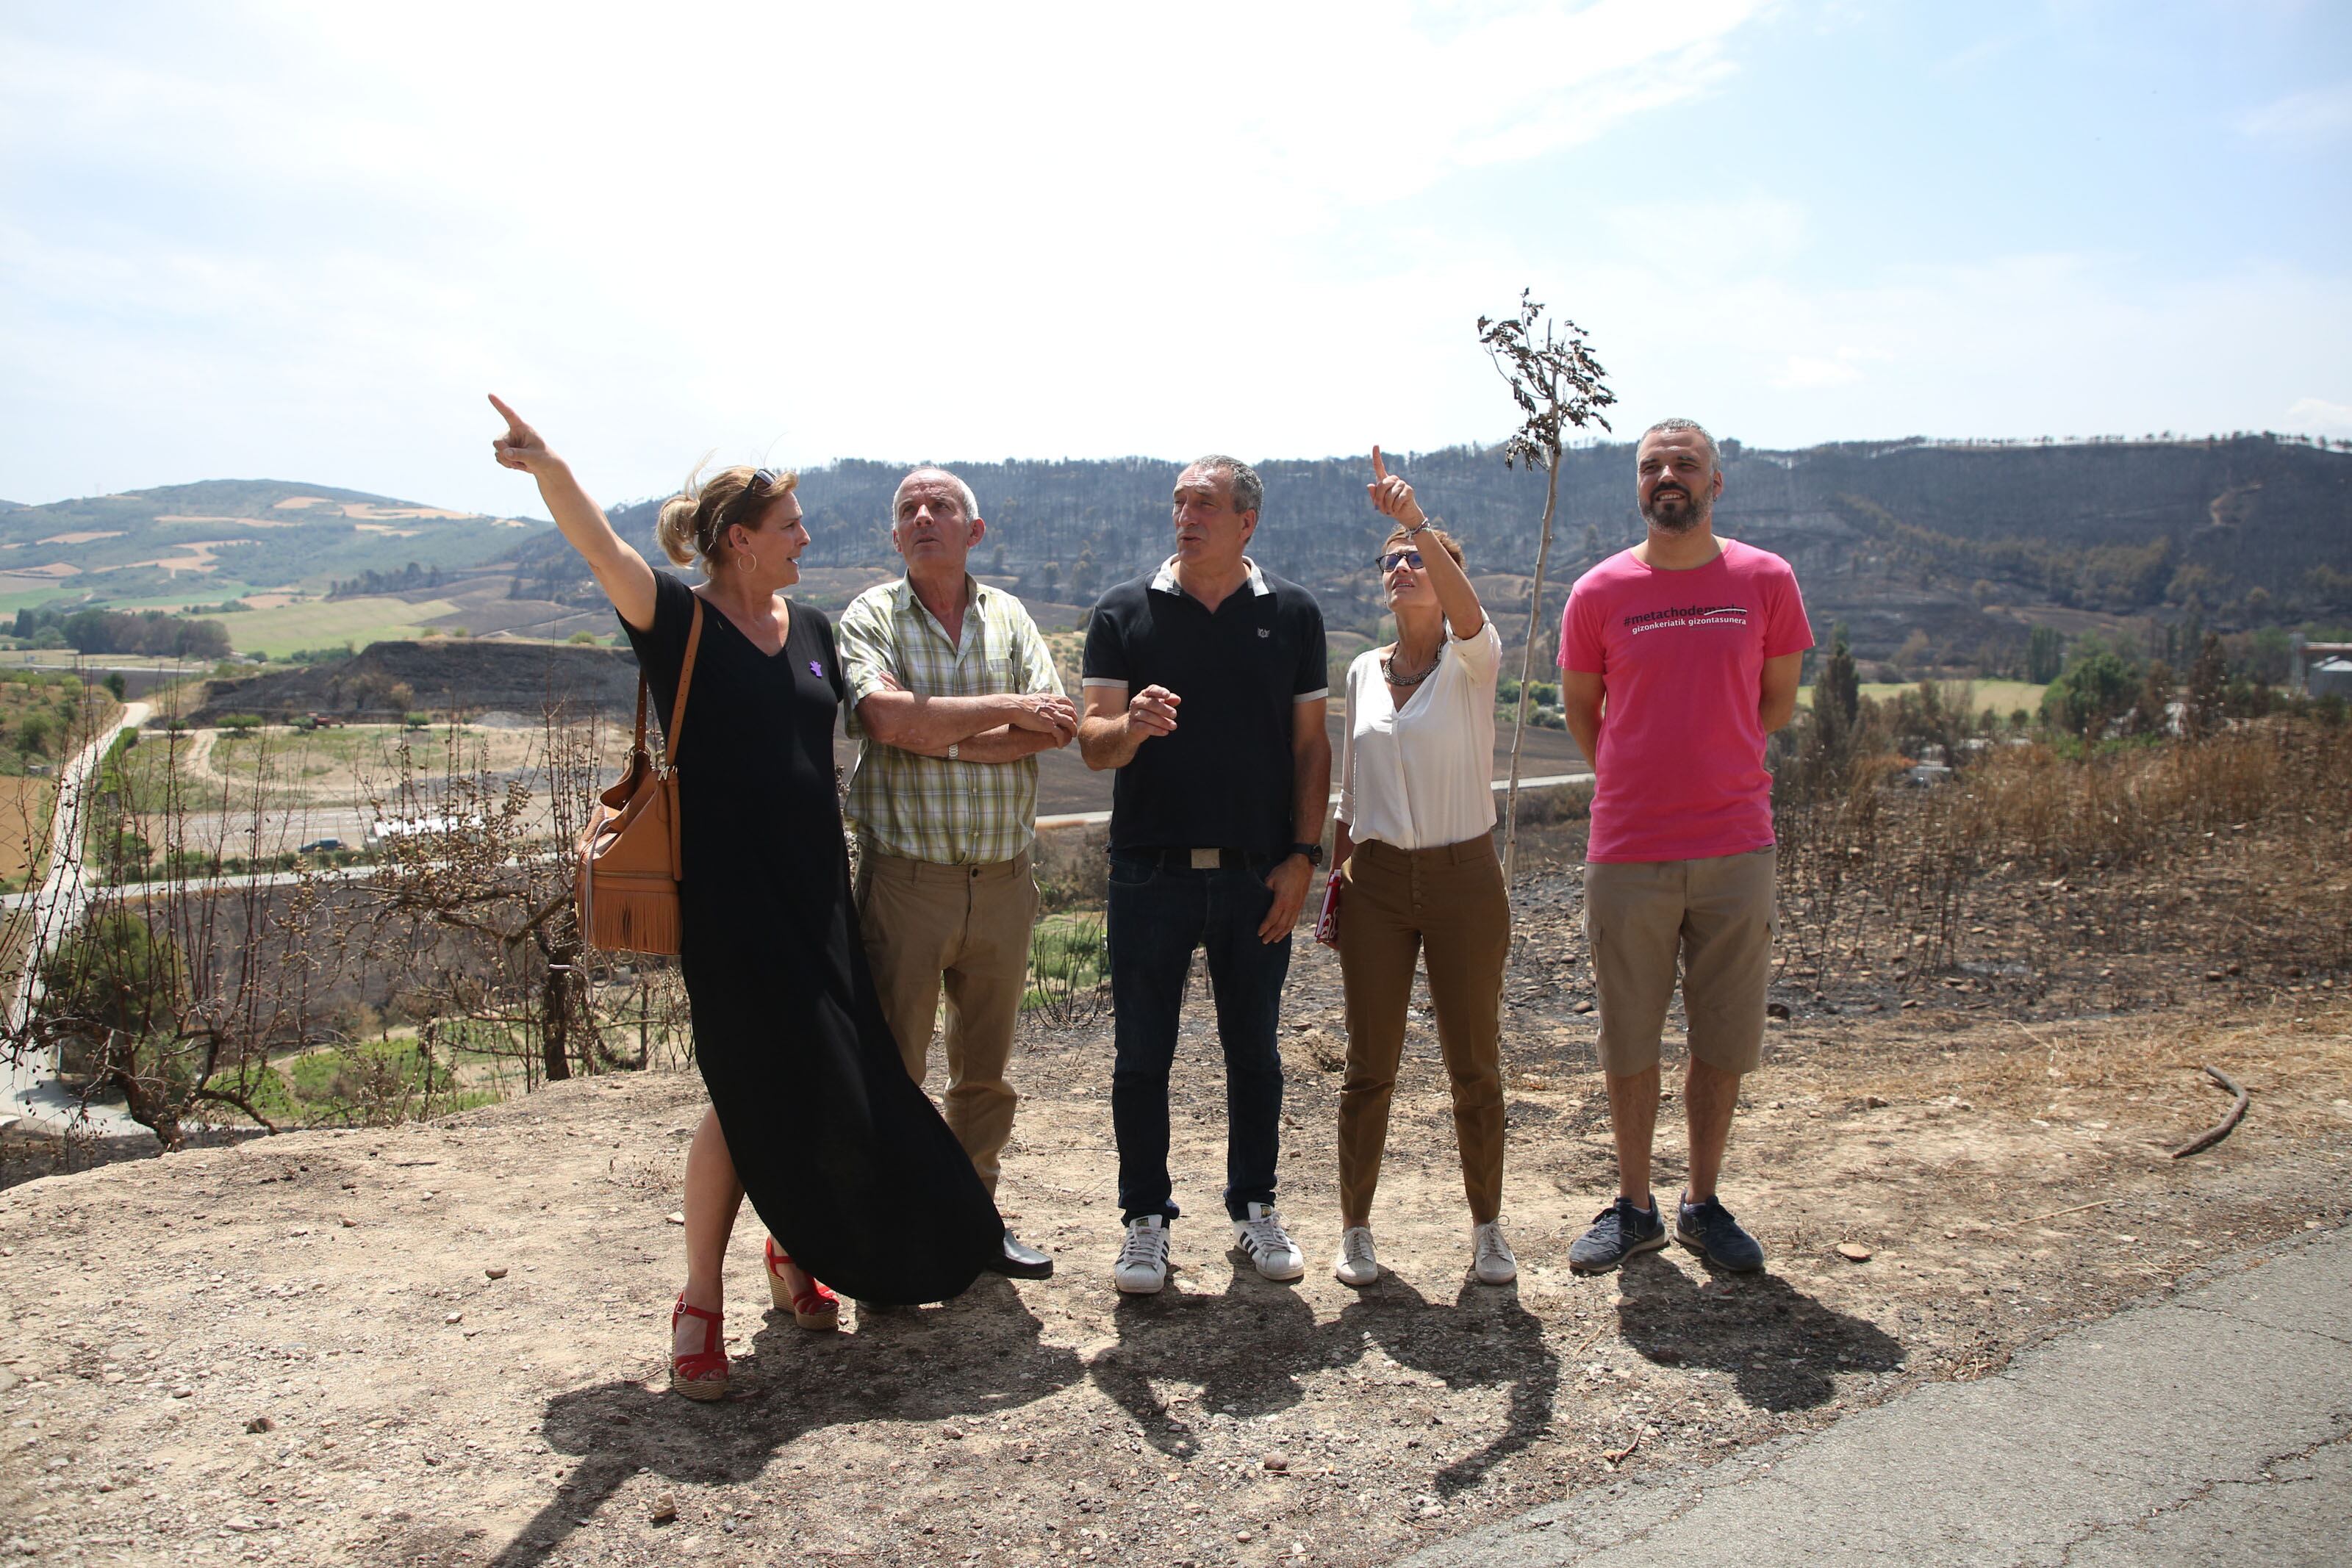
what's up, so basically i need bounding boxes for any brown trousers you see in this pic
[1335,835,1511,1226]
[853,846,1038,1196]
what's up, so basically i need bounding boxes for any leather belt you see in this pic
[1118,846,1274,871]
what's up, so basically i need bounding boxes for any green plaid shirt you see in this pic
[837,575,1066,865]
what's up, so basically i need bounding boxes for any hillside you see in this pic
[15,438,2348,669]
[0,480,549,609]
[187,639,642,724]
[508,436,2352,665]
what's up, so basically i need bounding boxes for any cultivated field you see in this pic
[1802,679,2047,716]
[201,597,465,658]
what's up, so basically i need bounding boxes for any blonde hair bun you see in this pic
[654,456,797,572]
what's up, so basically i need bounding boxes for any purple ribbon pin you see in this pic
[809,660,825,679]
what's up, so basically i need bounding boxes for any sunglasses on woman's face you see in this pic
[1379,550,1424,572]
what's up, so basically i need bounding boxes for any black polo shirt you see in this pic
[1083,556,1327,855]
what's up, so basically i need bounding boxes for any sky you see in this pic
[4,0,2349,516]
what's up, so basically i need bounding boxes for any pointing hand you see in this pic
[487,394,558,476]
[1366,445,1425,528]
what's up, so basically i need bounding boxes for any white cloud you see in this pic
[2287,398,2352,436]
[0,0,1772,510]
[1571,251,2352,448]
[2237,82,2352,144]
[4,1,2348,519]
[1772,350,1872,391]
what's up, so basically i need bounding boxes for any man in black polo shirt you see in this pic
[1080,454,1330,1295]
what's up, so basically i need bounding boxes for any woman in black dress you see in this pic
[489,397,1005,1400]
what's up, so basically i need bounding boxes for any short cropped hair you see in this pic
[1185,455,1263,517]
[894,466,980,525]
[1639,417,1721,472]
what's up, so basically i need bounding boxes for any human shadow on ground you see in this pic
[1613,1251,1904,1411]
[1335,1275,1557,1497]
[489,1275,1083,1565]
[1086,1257,1323,1456]
[1086,1255,1557,1499]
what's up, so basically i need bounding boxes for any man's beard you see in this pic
[1641,487,1710,534]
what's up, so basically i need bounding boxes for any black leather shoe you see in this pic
[987,1228,1054,1280]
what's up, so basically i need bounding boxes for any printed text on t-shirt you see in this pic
[1623,604,1750,635]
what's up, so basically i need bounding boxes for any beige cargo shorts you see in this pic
[1582,846,1778,1076]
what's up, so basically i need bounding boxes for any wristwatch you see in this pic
[1289,841,1324,868]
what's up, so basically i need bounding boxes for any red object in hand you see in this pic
[1314,872,1343,948]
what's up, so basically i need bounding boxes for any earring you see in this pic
[740,551,760,575]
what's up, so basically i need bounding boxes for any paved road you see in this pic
[2,702,152,1139]
[1408,1226,2351,1567]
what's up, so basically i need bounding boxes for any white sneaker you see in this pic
[1472,1220,1518,1285]
[1231,1202,1306,1282]
[1333,1226,1380,1287]
[1114,1215,1170,1294]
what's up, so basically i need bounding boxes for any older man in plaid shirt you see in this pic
[837,466,1076,1279]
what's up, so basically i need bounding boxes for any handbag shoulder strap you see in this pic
[663,596,706,771]
[629,668,650,755]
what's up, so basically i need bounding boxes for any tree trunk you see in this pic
[1501,458,1564,884]
[538,928,583,1082]
[539,958,573,1083]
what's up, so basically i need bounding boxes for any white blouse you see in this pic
[1337,620,1502,850]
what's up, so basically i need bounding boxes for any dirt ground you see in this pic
[4,841,2349,1568]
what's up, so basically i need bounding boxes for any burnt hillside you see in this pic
[189,638,640,723]
[501,436,2351,664]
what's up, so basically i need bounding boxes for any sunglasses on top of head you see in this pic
[1378,550,1424,572]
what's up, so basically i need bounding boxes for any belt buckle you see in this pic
[1188,847,1220,870]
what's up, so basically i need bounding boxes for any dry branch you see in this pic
[2170,1064,2249,1159]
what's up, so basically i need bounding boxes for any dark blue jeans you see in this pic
[1108,855,1291,1224]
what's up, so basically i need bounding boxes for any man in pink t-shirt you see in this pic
[1557,418,1813,1275]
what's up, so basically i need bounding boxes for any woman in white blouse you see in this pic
[1326,449,1515,1288]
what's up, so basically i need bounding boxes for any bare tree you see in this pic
[1477,290,1614,880]
[357,704,608,1085]
[28,712,351,1148]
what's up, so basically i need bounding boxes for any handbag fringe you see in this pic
[579,875,684,956]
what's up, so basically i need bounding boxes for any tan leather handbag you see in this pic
[576,597,704,954]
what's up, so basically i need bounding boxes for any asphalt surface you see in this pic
[1,702,148,1139]
[1407,1226,2351,1567]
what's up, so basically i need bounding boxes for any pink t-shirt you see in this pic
[1559,539,1813,863]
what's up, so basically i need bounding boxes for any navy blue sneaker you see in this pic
[1568,1197,1668,1274]
[1676,1192,1765,1272]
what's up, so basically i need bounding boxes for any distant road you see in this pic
[1,702,151,1139]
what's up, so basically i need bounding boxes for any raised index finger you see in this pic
[1371,445,1389,483]
[486,392,531,438]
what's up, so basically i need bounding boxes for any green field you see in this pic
[212,596,460,657]
[0,583,268,615]
[1803,680,2046,716]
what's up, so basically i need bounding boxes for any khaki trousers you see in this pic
[1335,835,1511,1226]
[854,846,1039,1195]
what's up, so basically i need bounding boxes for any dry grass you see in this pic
[1771,722,2352,986]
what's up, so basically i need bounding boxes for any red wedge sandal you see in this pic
[764,1237,840,1331]
[669,1294,731,1401]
